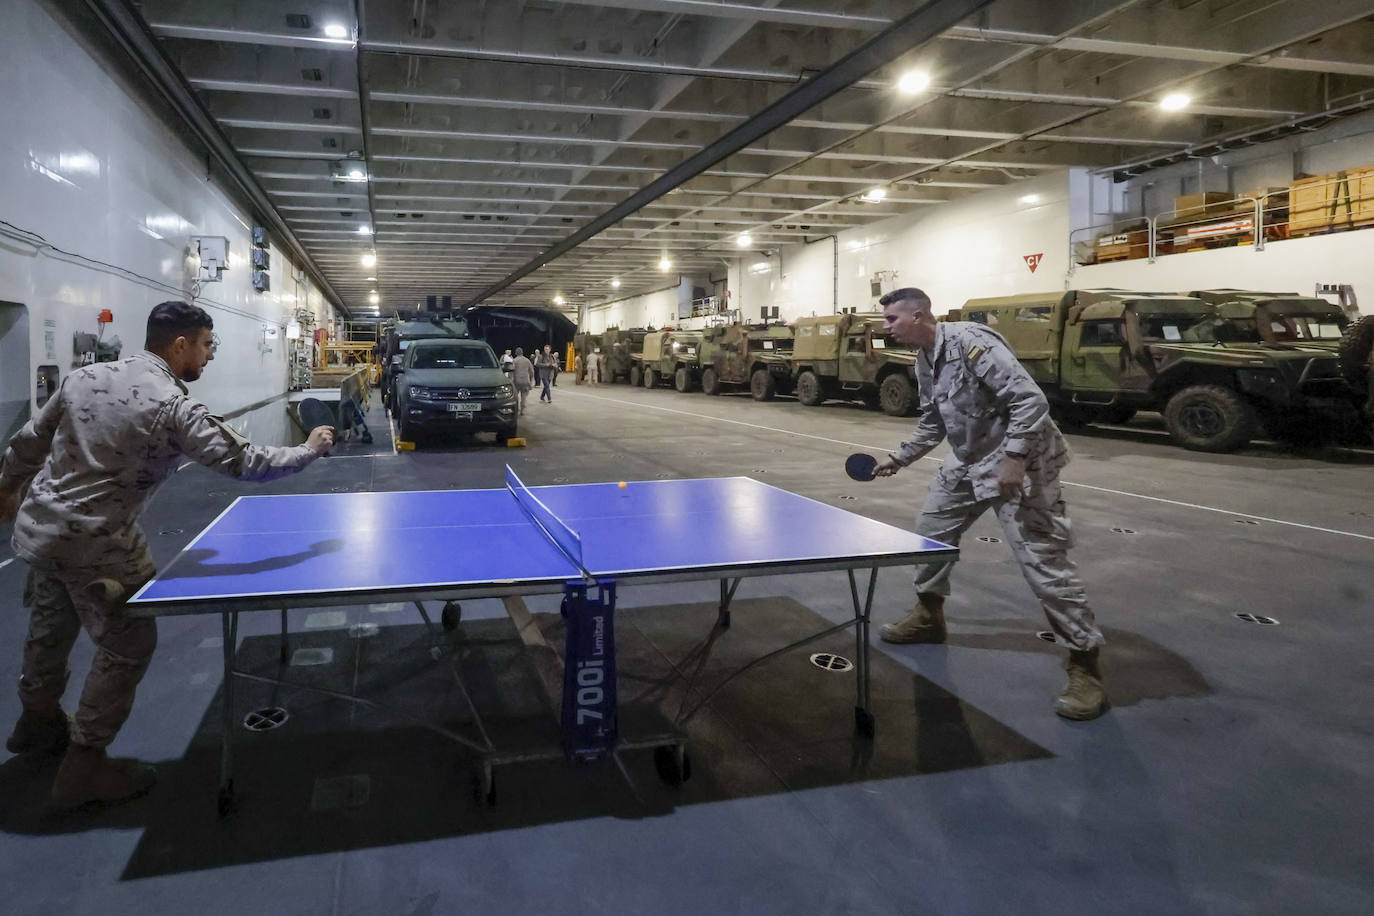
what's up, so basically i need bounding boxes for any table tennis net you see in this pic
[505,465,587,575]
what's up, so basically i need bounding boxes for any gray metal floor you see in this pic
[1,382,1371,915]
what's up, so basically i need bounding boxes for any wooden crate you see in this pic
[1093,229,1148,262]
[1289,174,1334,236]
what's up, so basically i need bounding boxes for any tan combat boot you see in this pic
[880,593,946,644]
[51,743,156,808]
[6,708,71,755]
[1055,649,1107,720]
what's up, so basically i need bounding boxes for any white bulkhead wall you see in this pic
[0,0,340,446]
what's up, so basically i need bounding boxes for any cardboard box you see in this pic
[1173,191,1232,215]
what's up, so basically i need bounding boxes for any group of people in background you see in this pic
[501,345,561,414]
[576,348,603,385]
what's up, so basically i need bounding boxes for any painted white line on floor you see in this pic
[565,389,1374,543]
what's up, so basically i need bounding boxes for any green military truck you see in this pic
[1189,290,1349,349]
[790,313,920,416]
[632,329,705,391]
[960,289,1351,452]
[602,327,648,383]
[697,323,795,399]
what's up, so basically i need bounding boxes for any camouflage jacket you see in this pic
[0,351,321,573]
[890,322,1066,499]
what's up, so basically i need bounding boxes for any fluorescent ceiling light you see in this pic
[610,278,621,288]
[357,225,373,235]
[368,293,379,304]
[659,257,672,271]
[897,70,931,95]
[736,233,752,247]
[1160,92,1191,111]
[323,24,348,39]
[360,253,376,267]
[1018,193,1041,204]
[346,167,366,181]
[863,187,887,202]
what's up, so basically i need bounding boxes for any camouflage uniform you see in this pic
[0,352,323,747]
[889,322,1103,651]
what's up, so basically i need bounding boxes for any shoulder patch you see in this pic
[965,344,985,364]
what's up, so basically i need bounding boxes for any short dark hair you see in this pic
[878,287,932,310]
[514,347,524,356]
[145,301,213,350]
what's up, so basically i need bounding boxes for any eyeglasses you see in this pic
[210,333,221,353]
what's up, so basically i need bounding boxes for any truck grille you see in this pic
[430,386,503,400]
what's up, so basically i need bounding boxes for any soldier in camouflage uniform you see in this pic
[873,288,1106,721]
[0,301,334,806]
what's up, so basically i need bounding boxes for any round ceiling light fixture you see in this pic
[897,70,931,95]
[1160,92,1191,111]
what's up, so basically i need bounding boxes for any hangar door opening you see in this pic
[0,302,30,443]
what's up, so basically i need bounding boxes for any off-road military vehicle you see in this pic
[1189,290,1349,349]
[573,331,602,382]
[632,330,705,391]
[601,327,648,383]
[697,323,795,399]
[961,289,1350,452]
[790,313,919,416]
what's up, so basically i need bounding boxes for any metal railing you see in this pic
[1070,173,1374,268]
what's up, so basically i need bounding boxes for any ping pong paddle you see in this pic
[845,452,878,481]
[297,397,336,456]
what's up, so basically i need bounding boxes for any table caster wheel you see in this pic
[441,601,462,630]
[854,707,876,740]
[217,781,237,817]
[653,745,691,787]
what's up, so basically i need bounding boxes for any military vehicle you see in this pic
[631,329,705,391]
[1189,290,1349,349]
[697,323,795,399]
[601,327,648,383]
[572,331,602,382]
[790,313,919,416]
[960,289,1351,452]
[1341,315,1374,423]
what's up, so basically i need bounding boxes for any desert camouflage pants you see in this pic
[18,562,156,748]
[911,469,1104,652]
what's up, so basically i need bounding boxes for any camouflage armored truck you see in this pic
[573,331,602,383]
[697,323,795,399]
[1189,290,1349,349]
[601,327,648,383]
[790,313,919,416]
[960,289,1352,452]
[632,329,705,391]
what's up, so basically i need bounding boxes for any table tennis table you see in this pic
[129,469,957,813]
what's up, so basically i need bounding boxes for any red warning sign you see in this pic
[1024,253,1044,273]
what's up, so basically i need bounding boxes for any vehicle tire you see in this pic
[673,367,691,392]
[750,369,777,401]
[629,365,642,387]
[1050,402,1090,430]
[879,373,917,416]
[399,420,418,444]
[1163,384,1257,452]
[795,370,823,406]
[1338,314,1374,388]
[495,423,516,445]
[644,368,659,388]
[700,368,720,395]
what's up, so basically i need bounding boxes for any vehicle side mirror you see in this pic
[393,365,405,374]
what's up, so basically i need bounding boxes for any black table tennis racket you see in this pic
[845,452,877,481]
[297,397,336,455]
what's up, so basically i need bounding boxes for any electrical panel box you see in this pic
[252,270,270,293]
[251,248,270,269]
[251,226,268,247]
[195,236,229,272]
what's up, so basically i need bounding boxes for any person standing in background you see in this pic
[510,348,535,414]
[535,345,557,403]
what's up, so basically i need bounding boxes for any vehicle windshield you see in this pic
[1189,316,1258,343]
[1138,312,1216,343]
[1262,313,1347,341]
[410,345,497,369]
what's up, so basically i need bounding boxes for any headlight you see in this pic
[498,384,514,399]
[409,386,434,400]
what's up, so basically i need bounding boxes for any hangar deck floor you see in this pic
[1,382,1370,916]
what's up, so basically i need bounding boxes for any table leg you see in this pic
[218,610,239,815]
[717,577,740,628]
[848,568,878,739]
[278,607,289,665]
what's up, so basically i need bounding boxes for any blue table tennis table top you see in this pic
[129,476,957,612]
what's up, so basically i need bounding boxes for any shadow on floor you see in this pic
[0,598,1053,877]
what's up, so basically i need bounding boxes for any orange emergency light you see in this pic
[98,309,114,324]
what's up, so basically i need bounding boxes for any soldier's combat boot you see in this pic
[51,744,156,808]
[880,593,946,644]
[6,708,71,755]
[1055,648,1107,721]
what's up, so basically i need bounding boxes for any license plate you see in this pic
[446,402,481,412]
